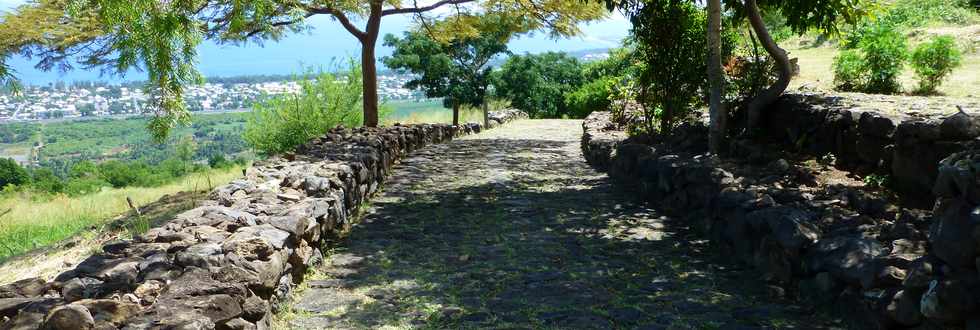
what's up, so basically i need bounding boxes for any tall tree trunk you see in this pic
[744,0,792,131]
[361,2,383,127]
[482,99,489,128]
[452,100,460,126]
[707,0,726,154]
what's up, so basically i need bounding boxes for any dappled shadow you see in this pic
[288,120,844,329]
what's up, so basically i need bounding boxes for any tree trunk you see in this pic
[707,0,727,154]
[744,0,792,132]
[360,3,383,127]
[452,100,460,126]
[482,99,489,128]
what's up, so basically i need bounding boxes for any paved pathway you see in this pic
[287,120,842,329]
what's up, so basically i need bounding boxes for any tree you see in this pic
[707,0,726,153]
[493,52,585,119]
[383,15,513,126]
[0,158,29,188]
[0,0,606,138]
[625,0,708,133]
[725,0,868,130]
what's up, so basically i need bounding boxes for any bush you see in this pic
[860,24,908,94]
[0,158,29,188]
[834,23,908,94]
[30,168,64,193]
[244,62,367,155]
[832,49,865,91]
[65,177,109,196]
[565,77,616,119]
[98,160,148,188]
[911,36,963,94]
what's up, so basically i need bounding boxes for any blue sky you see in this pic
[0,1,630,84]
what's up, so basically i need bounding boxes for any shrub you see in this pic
[30,168,65,193]
[244,62,367,155]
[65,177,109,196]
[565,77,616,119]
[832,49,866,91]
[859,24,908,94]
[911,36,963,94]
[98,160,148,188]
[0,158,29,188]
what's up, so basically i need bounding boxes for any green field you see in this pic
[0,165,244,263]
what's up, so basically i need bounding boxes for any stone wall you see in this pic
[0,110,527,330]
[761,92,980,206]
[582,109,980,329]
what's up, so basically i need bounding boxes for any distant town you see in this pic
[0,73,426,122]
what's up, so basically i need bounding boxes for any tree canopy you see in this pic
[492,52,584,119]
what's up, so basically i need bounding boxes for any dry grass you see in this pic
[384,108,487,125]
[0,166,244,266]
[383,100,512,125]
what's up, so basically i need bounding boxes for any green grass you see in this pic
[0,165,244,262]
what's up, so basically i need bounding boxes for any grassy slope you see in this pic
[787,24,980,97]
[0,166,244,263]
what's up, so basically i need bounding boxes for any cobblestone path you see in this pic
[287,120,843,329]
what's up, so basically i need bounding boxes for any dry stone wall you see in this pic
[582,108,980,329]
[760,92,980,206]
[0,110,527,330]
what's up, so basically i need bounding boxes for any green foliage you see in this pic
[833,23,908,94]
[565,77,618,119]
[0,158,29,188]
[565,47,639,118]
[492,52,585,118]
[627,0,708,133]
[911,36,963,94]
[843,0,978,48]
[863,173,890,188]
[859,24,908,94]
[244,63,375,155]
[30,168,64,193]
[881,0,978,27]
[832,49,866,91]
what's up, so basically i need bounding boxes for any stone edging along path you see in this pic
[0,110,528,330]
[582,110,980,329]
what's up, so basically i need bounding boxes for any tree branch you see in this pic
[308,6,367,40]
[380,0,476,16]
[244,12,315,39]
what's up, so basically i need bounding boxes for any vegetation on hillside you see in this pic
[0,166,243,262]
[243,63,386,155]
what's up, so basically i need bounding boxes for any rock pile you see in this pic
[582,110,980,328]
[0,110,527,330]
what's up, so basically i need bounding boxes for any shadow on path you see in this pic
[288,120,844,330]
